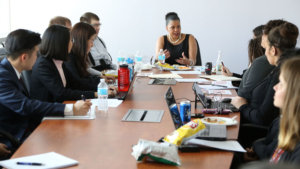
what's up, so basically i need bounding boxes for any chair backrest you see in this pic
[21,70,32,94]
[0,48,7,62]
[0,37,6,48]
[195,38,202,66]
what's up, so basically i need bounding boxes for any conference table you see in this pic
[12,68,240,169]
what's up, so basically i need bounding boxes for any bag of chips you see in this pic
[164,119,206,146]
[131,139,181,166]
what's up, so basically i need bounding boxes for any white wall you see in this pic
[0,0,300,73]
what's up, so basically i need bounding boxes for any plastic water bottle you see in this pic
[126,57,134,81]
[134,51,143,72]
[158,49,165,64]
[98,79,108,111]
[215,50,222,74]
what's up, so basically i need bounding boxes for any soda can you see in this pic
[180,101,191,123]
[169,103,183,128]
[205,62,212,75]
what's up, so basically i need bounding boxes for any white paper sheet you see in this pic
[185,139,246,152]
[43,107,96,120]
[148,74,182,79]
[175,78,209,83]
[171,71,202,74]
[0,152,78,169]
[208,90,232,95]
[90,98,123,108]
[137,72,153,77]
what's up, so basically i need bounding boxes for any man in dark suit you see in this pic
[0,29,91,150]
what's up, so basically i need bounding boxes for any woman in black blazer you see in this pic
[30,25,96,102]
[270,55,300,164]
[231,22,299,127]
[65,22,102,91]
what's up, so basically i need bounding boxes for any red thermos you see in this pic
[118,64,130,92]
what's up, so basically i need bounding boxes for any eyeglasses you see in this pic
[92,23,102,27]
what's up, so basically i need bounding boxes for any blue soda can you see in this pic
[169,103,183,128]
[180,101,191,123]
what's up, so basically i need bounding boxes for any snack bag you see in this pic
[163,119,206,146]
[131,139,181,166]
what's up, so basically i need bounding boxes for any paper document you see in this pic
[171,71,202,74]
[43,106,95,120]
[208,90,232,95]
[199,75,242,81]
[0,152,78,169]
[90,98,123,108]
[137,72,153,77]
[175,78,209,83]
[148,74,182,79]
[186,139,246,152]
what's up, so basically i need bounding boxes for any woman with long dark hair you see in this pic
[31,25,96,102]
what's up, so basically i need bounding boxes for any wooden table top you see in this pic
[12,69,240,169]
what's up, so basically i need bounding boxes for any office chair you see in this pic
[195,39,202,66]
[0,129,20,160]
[0,37,6,48]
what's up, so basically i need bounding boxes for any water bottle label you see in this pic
[98,88,108,95]
[158,55,162,60]
[162,54,165,60]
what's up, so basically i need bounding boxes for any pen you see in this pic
[81,94,86,101]
[221,61,227,73]
[16,162,44,166]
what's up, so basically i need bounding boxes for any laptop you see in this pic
[164,87,227,141]
[116,72,137,100]
[192,83,239,112]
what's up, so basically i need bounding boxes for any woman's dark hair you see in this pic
[80,12,99,24]
[248,38,265,64]
[263,19,286,35]
[268,22,299,53]
[40,25,70,61]
[5,29,41,60]
[165,12,180,26]
[71,22,96,77]
[253,25,264,38]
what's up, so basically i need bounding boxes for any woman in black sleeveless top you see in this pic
[155,12,197,66]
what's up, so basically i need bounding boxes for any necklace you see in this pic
[168,33,181,44]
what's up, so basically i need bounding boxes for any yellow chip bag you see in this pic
[163,119,206,146]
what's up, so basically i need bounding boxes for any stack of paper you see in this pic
[0,152,78,169]
[148,74,182,79]
[185,139,246,152]
[171,71,202,74]
[175,78,209,83]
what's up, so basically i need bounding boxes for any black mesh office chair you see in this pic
[195,39,202,66]
[0,129,20,160]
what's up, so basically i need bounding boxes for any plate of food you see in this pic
[155,63,175,70]
[201,117,238,126]
[175,66,192,71]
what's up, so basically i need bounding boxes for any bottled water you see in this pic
[215,50,222,74]
[126,57,134,81]
[98,79,108,111]
[158,49,165,64]
[134,51,143,73]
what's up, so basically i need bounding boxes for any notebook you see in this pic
[116,72,137,100]
[148,78,177,85]
[192,83,239,112]
[0,152,78,169]
[164,87,227,141]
